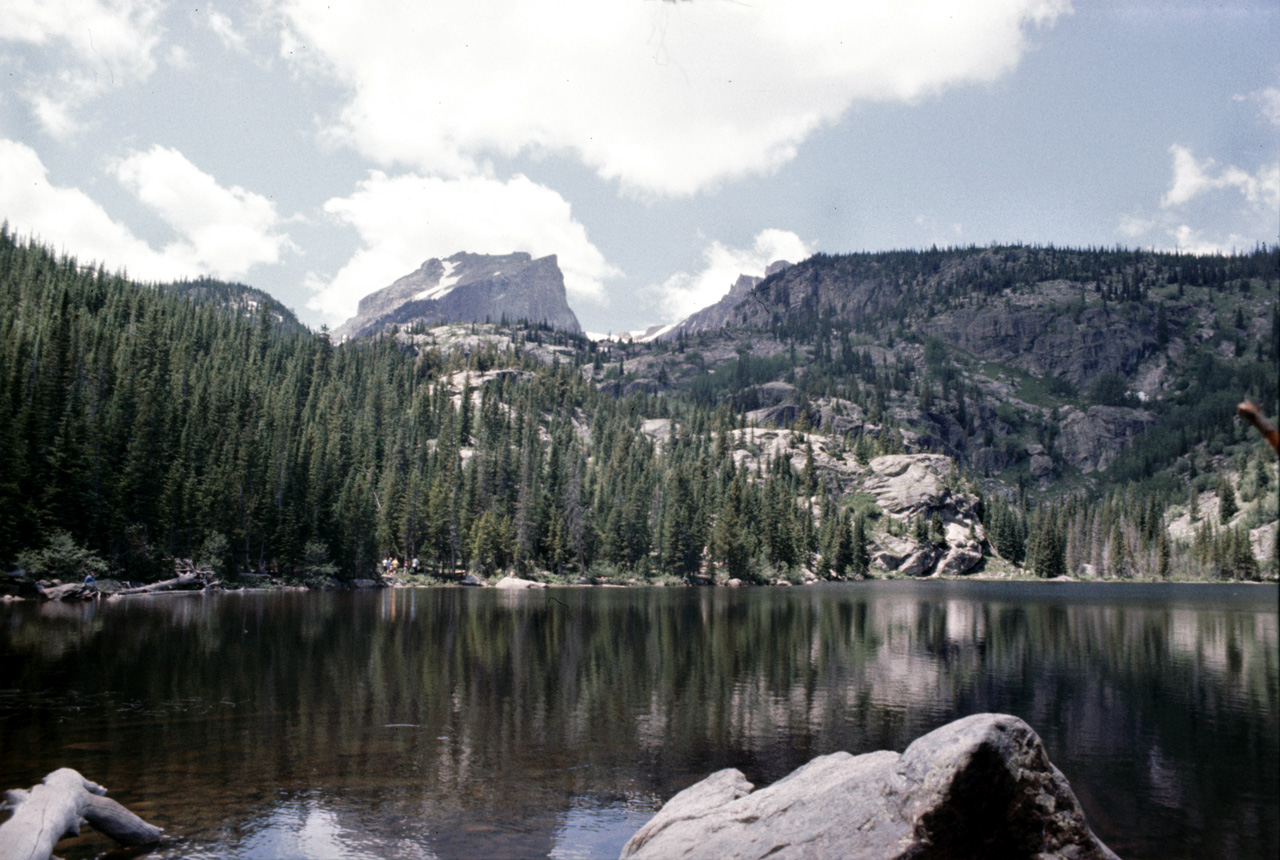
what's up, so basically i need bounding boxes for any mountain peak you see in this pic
[336,252,580,339]
[650,259,793,341]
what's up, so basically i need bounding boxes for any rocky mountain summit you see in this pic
[335,252,582,340]
[655,260,793,341]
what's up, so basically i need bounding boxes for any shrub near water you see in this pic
[16,530,107,582]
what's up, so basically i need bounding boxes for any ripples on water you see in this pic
[1,582,1276,859]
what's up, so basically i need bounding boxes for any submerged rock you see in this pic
[620,713,1119,860]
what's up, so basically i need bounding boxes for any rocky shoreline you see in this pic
[5,568,1275,603]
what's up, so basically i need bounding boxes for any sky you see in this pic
[1,1,1277,335]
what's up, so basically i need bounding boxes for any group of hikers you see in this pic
[380,557,420,577]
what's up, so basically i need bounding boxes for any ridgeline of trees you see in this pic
[2,229,1275,584]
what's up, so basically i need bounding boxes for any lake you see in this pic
[1,581,1276,859]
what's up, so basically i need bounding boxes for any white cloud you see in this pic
[1,139,292,281]
[1122,144,1278,253]
[1166,224,1258,257]
[0,137,191,280]
[0,0,164,136]
[1240,84,1280,129]
[1161,144,1278,211]
[274,0,1070,197]
[654,229,814,323]
[114,145,294,278]
[206,9,248,53]
[1116,213,1154,239]
[307,171,620,323]
[165,44,192,69]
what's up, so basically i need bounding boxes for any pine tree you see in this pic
[1218,478,1238,524]
[850,512,869,578]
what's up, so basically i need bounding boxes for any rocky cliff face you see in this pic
[1058,405,1157,473]
[926,303,1158,389]
[334,252,581,339]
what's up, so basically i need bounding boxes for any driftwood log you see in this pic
[114,572,205,595]
[0,768,161,860]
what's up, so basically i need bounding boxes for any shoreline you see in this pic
[5,572,1277,604]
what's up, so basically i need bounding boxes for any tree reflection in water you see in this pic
[0,582,1275,859]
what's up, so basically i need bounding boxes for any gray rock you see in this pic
[621,713,1120,860]
[971,446,1013,474]
[936,541,984,577]
[494,575,546,590]
[862,454,957,518]
[871,550,903,571]
[896,545,944,577]
[926,303,1156,389]
[1030,453,1055,479]
[747,403,808,428]
[860,455,986,576]
[754,381,796,407]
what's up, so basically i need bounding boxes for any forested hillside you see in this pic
[1,229,1276,585]
[0,230,862,584]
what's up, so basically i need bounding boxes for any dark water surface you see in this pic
[1,581,1276,859]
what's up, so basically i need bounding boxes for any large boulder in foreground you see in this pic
[620,713,1119,860]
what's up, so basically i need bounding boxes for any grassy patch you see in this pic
[847,492,882,520]
[980,360,1075,409]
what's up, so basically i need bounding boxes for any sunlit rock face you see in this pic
[862,454,985,577]
[620,713,1121,860]
[335,252,582,339]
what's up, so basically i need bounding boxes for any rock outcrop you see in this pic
[494,575,547,589]
[335,252,582,339]
[861,454,959,519]
[620,713,1120,860]
[860,454,985,577]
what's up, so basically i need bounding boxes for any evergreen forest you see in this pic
[2,227,1276,586]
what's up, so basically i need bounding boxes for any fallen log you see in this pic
[114,573,203,595]
[0,768,162,860]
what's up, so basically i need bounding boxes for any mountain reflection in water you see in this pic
[1,582,1276,859]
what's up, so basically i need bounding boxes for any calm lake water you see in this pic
[1,581,1276,859]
